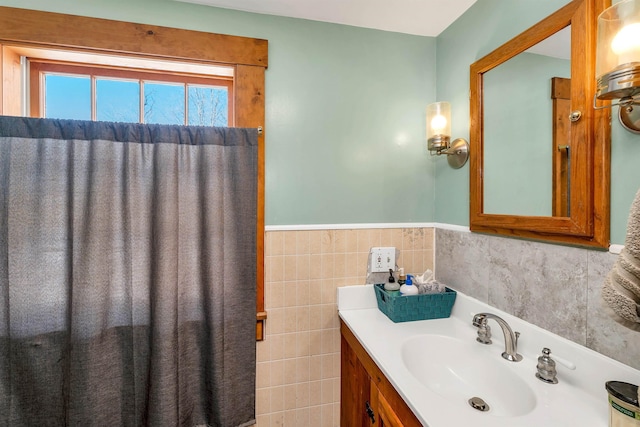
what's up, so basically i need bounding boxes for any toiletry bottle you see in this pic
[398,268,406,286]
[606,381,640,427]
[399,274,418,296]
[384,268,400,292]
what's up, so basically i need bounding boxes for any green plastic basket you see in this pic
[374,284,457,323]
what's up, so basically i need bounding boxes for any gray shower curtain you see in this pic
[0,116,257,427]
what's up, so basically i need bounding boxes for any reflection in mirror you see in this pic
[483,27,571,217]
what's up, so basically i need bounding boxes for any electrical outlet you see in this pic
[370,247,396,273]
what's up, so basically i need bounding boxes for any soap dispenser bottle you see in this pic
[399,274,418,296]
[384,268,400,292]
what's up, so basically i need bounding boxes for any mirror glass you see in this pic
[483,27,571,216]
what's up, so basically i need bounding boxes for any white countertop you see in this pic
[338,285,640,427]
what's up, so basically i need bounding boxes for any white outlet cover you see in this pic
[370,247,396,273]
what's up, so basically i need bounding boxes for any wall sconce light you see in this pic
[426,101,469,168]
[595,0,640,133]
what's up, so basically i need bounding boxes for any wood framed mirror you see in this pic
[469,0,611,248]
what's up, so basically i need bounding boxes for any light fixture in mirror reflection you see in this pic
[426,101,469,169]
[595,0,640,133]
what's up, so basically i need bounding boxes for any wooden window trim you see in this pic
[29,60,234,123]
[0,6,268,340]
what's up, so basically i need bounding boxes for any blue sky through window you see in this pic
[45,74,91,121]
[144,82,185,125]
[188,86,228,127]
[96,79,139,123]
[44,74,229,126]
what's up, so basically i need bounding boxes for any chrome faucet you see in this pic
[472,313,522,362]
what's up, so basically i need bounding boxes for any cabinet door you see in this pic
[341,321,423,427]
[375,387,405,427]
[341,334,372,426]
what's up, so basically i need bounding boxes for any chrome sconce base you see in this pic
[444,138,470,169]
[428,137,469,169]
[595,93,640,134]
[618,97,640,134]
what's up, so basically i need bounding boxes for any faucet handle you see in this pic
[536,347,559,384]
[474,316,492,344]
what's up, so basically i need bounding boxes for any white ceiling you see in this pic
[175,0,478,37]
[527,26,571,60]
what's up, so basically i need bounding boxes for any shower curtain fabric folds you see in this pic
[0,116,258,427]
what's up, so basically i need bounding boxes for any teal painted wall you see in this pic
[436,0,640,245]
[1,0,437,226]
[5,0,639,243]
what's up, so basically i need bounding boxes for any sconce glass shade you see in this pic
[426,102,451,152]
[596,0,640,100]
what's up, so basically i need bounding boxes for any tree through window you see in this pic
[31,61,232,126]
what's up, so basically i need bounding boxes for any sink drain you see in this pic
[468,396,490,412]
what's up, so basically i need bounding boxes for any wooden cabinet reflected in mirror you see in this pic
[552,76,571,218]
[469,0,611,248]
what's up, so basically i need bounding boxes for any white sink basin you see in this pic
[401,334,537,417]
[338,285,640,426]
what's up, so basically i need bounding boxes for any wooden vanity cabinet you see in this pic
[340,320,422,427]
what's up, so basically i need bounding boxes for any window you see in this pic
[0,5,268,339]
[30,61,233,126]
